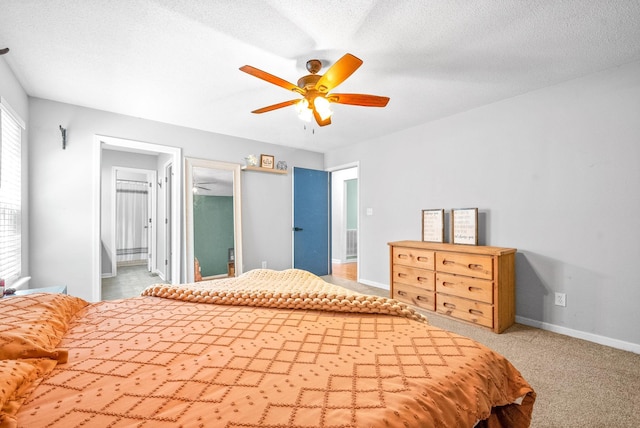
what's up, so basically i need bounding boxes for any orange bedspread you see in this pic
[2,270,534,427]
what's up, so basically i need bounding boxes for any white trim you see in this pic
[92,137,102,302]
[516,316,640,354]
[358,278,389,291]
[327,162,360,282]
[0,96,25,129]
[11,276,31,290]
[163,159,174,283]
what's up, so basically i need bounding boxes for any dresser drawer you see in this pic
[436,272,493,304]
[436,294,493,328]
[392,283,435,311]
[435,252,493,280]
[392,247,435,270]
[392,265,435,290]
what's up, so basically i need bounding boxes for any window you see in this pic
[0,97,24,284]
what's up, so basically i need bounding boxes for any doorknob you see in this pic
[293,227,303,231]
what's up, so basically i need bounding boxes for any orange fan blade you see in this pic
[329,93,390,107]
[313,109,332,127]
[251,99,300,114]
[240,65,304,94]
[315,53,363,93]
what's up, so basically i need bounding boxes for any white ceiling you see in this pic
[2,1,639,153]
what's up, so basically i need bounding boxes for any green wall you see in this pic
[193,195,234,277]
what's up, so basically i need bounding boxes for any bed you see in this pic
[1,269,535,427]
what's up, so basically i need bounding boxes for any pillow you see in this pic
[0,293,89,362]
[0,358,57,428]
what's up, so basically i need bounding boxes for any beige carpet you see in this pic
[323,275,640,428]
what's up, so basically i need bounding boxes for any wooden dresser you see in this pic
[389,241,516,333]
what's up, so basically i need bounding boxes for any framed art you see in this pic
[260,154,274,169]
[451,208,478,245]
[422,209,444,243]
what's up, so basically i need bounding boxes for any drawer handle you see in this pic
[417,256,430,262]
[469,309,484,316]
[468,286,483,292]
[416,295,429,302]
[443,302,456,309]
[442,281,454,287]
[397,254,409,260]
[397,290,407,297]
[417,276,429,282]
[397,273,407,278]
[441,259,454,265]
[468,263,484,271]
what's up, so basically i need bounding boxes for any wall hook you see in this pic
[59,125,67,150]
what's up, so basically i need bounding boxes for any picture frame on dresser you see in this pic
[422,209,444,243]
[451,208,478,245]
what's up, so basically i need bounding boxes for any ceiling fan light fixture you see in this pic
[240,53,388,127]
[296,99,313,122]
[313,96,333,121]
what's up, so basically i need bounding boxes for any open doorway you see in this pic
[92,135,181,302]
[101,166,159,300]
[330,165,358,281]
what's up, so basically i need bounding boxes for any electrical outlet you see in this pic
[261,261,267,269]
[554,292,567,307]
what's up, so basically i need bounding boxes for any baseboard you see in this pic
[331,259,357,264]
[11,276,31,290]
[358,278,389,291]
[516,316,640,354]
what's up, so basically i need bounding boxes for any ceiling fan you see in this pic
[239,53,389,127]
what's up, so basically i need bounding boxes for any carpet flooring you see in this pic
[322,275,640,428]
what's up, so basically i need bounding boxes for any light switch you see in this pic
[366,208,373,216]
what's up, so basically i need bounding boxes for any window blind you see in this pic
[0,98,23,283]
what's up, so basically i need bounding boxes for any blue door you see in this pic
[293,167,330,276]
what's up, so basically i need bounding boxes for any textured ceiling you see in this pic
[1,0,639,153]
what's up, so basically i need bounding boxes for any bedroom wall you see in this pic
[0,57,30,282]
[28,98,323,301]
[325,60,640,351]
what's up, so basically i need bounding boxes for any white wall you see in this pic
[28,98,323,301]
[325,60,640,350]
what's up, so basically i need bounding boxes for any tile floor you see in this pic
[101,265,168,300]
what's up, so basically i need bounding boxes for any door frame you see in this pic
[163,160,173,282]
[92,135,182,302]
[327,162,360,281]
